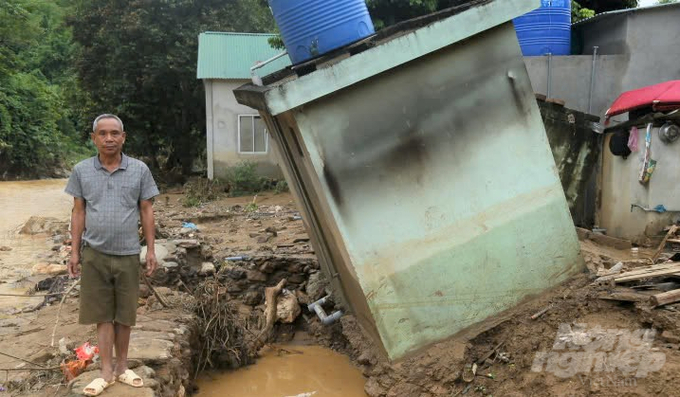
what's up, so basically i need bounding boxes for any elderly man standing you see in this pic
[65,114,159,396]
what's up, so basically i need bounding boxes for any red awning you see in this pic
[605,80,680,120]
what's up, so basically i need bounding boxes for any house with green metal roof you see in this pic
[197,32,290,179]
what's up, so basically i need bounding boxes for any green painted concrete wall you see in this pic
[235,0,582,361]
[287,24,582,360]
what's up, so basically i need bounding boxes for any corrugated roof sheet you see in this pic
[573,2,680,27]
[197,32,291,80]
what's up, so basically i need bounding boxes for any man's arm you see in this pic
[140,199,157,276]
[68,197,86,278]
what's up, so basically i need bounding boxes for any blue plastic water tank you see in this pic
[513,0,571,56]
[268,0,375,65]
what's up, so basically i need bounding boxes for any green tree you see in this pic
[0,0,85,179]
[577,0,638,13]
[572,1,596,22]
[657,0,677,4]
[70,0,274,175]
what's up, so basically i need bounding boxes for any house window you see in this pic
[238,115,268,153]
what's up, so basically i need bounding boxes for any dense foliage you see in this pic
[0,0,88,179]
[69,0,275,175]
[1,0,639,180]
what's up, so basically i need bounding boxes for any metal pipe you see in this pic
[546,52,552,98]
[225,256,249,261]
[250,51,288,86]
[588,46,599,114]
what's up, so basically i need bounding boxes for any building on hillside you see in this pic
[197,32,290,180]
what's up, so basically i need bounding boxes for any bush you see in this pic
[274,180,289,194]
[225,161,269,197]
[182,178,222,207]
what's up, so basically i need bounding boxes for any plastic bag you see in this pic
[60,359,89,381]
[75,342,99,361]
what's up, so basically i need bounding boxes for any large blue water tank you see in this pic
[513,0,571,56]
[269,0,375,65]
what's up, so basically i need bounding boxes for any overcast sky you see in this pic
[638,0,657,6]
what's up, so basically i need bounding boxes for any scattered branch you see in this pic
[50,279,81,347]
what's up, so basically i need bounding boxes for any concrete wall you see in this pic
[525,5,680,122]
[524,55,627,120]
[263,23,583,361]
[600,127,680,244]
[538,100,601,227]
[204,79,282,180]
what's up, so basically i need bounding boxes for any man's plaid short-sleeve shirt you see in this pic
[65,154,159,255]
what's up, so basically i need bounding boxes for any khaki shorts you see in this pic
[79,246,140,326]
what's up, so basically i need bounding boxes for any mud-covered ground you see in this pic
[3,180,680,397]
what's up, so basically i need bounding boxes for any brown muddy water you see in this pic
[0,179,72,313]
[196,345,368,397]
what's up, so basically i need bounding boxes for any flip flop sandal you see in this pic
[83,378,115,396]
[118,369,144,387]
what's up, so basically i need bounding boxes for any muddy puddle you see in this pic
[196,345,368,397]
[0,179,72,312]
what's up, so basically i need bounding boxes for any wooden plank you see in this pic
[615,265,680,283]
[608,262,680,279]
[652,225,679,263]
[599,292,649,302]
[651,289,680,307]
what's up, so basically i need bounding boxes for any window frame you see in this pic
[237,114,269,154]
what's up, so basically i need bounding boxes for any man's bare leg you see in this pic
[97,323,115,382]
[113,323,132,376]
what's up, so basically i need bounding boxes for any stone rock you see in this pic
[127,338,174,363]
[306,272,327,300]
[265,226,278,236]
[662,330,680,344]
[20,216,64,235]
[364,378,387,397]
[386,382,421,397]
[287,273,305,284]
[173,239,200,249]
[30,350,54,364]
[199,262,215,276]
[246,270,268,282]
[59,337,73,355]
[53,234,66,244]
[32,263,67,276]
[139,243,169,266]
[295,290,311,306]
[0,246,11,251]
[357,351,373,365]
[243,290,263,306]
[259,261,276,273]
[162,261,179,269]
[257,235,272,244]
[276,290,301,323]
[249,233,259,238]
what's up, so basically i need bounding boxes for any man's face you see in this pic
[91,118,126,156]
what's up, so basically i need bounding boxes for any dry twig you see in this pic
[50,279,80,347]
[142,273,169,308]
[0,351,45,368]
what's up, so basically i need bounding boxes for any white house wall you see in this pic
[204,79,282,180]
